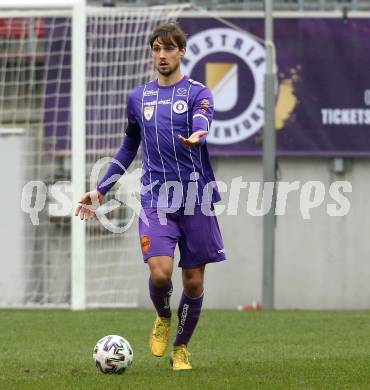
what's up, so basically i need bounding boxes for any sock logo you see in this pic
[163,296,170,310]
[164,286,173,309]
[177,303,189,334]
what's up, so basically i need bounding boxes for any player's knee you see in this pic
[183,277,203,298]
[150,271,171,288]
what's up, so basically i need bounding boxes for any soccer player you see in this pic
[75,23,226,370]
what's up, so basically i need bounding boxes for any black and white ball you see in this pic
[93,335,133,374]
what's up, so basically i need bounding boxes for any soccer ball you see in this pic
[93,335,133,374]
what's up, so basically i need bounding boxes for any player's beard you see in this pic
[157,61,180,77]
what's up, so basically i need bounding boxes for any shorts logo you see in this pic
[144,105,154,121]
[140,235,151,254]
[173,100,188,114]
[182,28,267,145]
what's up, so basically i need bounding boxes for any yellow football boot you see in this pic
[170,344,192,370]
[149,316,171,357]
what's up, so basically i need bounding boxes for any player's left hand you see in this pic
[178,130,208,148]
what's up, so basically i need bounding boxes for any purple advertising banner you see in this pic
[44,18,370,157]
[178,17,370,156]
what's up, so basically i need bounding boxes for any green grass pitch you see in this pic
[1,309,369,389]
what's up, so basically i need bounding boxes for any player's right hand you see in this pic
[74,190,104,220]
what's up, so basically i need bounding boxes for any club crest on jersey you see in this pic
[144,105,154,120]
[173,100,187,114]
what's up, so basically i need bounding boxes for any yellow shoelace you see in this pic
[174,347,190,364]
[153,318,169,341]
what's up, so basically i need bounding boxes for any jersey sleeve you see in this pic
[96,136,140,195]
[191,87,214,145]
[96,92,141,195]
[125,92,141,141]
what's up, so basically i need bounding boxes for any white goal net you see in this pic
[0,3,187,308]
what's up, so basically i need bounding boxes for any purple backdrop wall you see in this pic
[44,18,370,157]
[179,17,370,156]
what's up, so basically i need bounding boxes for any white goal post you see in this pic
[0,0,86,310]
[0,0,187,310]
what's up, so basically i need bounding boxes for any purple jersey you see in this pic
[128,76,220,208]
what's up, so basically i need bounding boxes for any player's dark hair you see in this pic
[149,23,187,50]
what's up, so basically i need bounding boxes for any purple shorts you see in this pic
[138,206,226,268]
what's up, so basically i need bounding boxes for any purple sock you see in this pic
[174,291,204,346]
[149,278,172,318]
